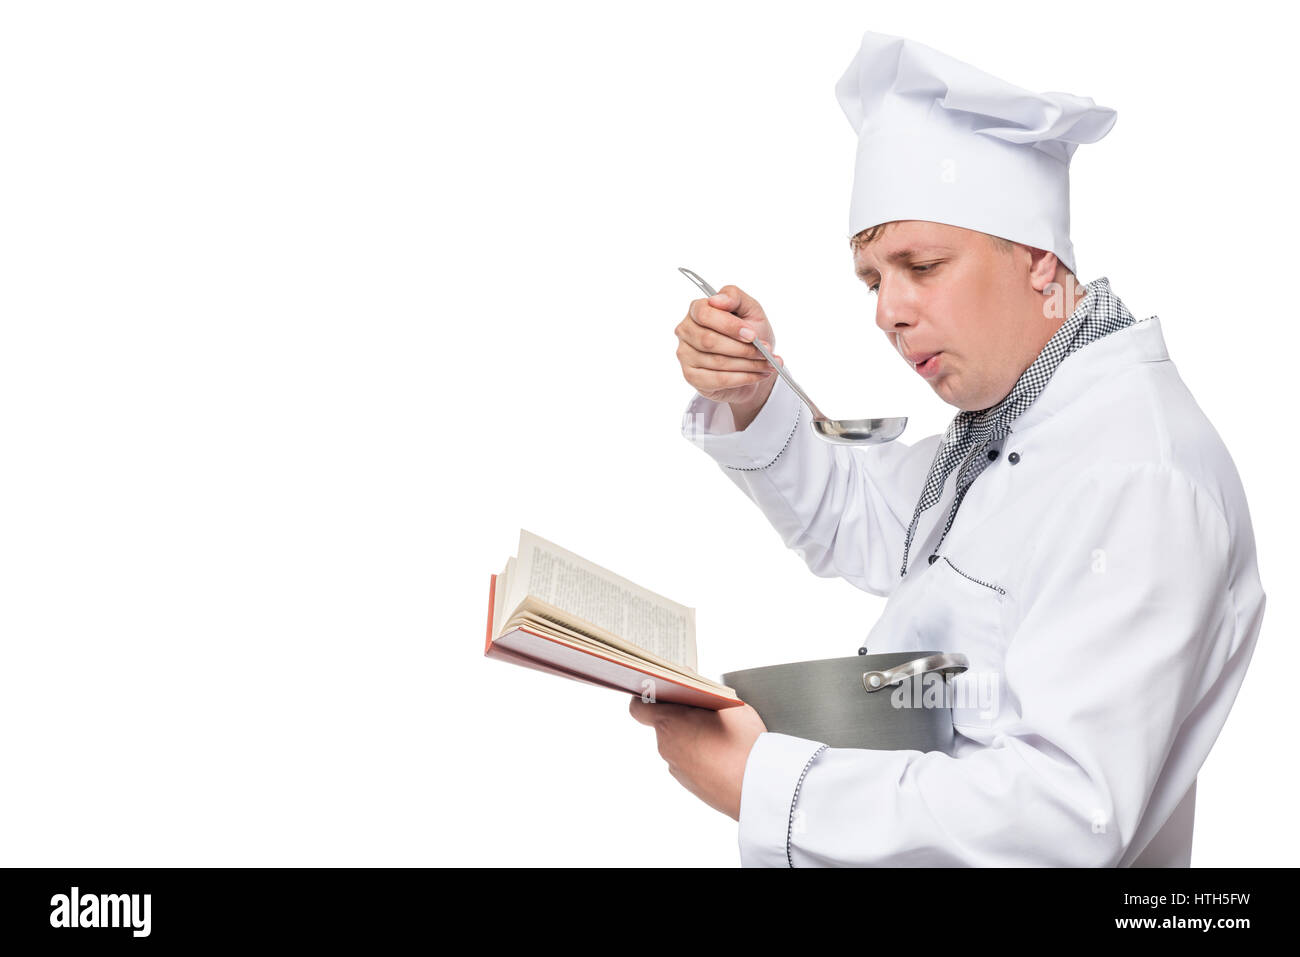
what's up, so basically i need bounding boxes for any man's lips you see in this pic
[894,336,943,376]
[907,351,943,379]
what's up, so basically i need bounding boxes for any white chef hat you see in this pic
[834,31,1117,276]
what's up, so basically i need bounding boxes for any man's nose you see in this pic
[874,289,912,335]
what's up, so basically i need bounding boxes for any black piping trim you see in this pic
[942,556,1006,595]
[727,403,801,472]
[787,743,828,867]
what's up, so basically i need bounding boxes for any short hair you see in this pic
[849,220,1016,255]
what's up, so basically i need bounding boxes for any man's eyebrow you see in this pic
[855,246,954,279]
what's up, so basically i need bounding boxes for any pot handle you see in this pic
[862,653,969,694]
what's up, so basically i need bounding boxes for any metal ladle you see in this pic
[679,267,907,445]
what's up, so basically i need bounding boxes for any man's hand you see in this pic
[628,696,767,821]
[675,285,783,409]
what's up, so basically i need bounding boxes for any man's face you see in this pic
[853,220,1046,412]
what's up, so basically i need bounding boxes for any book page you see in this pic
[491,557,512,639]
[502,606,734,696]
[505,596,718,686]
[507,529,697,672]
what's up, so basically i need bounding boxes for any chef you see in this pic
[629,30,1267,867]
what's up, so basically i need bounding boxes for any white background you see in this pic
[1,1,1292,867]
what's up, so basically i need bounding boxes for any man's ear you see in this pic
[1025,246,1061,293]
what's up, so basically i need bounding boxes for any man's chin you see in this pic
[935,375,1013,414]
[944,394,990,414]
[931,379,966,409]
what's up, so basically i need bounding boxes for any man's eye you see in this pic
[869,263,938,294]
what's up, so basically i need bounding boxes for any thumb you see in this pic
[709,285,765,323]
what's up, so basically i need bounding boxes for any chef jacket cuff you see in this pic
[737,731,829,868]
[679,376,802,470]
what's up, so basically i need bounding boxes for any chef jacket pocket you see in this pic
[928,555,1008,731]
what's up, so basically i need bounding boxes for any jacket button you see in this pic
[928,554,938,565]
[986,448,998,460]
[1008,452,1021,465]
[857,646,868,656]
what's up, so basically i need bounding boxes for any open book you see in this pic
[485,529,741,709]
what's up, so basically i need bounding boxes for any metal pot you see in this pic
[722,651,969,753]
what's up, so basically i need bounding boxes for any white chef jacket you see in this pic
[680,314,1266,867]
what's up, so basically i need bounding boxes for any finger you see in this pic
[649,700,694,718]
[751,340,784,365]
[628,696,658,725]
[679,312,770,360]
[686,367,776,393]
[677,337,773,374]
[629,696,694,724]
[711,285,765,323]
[686,299,770,348]
[681,314,776,364]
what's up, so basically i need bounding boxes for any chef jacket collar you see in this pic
[1002,292,1165,437]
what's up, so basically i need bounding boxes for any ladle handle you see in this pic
[747,336,826,422]
[677,267,826,421]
